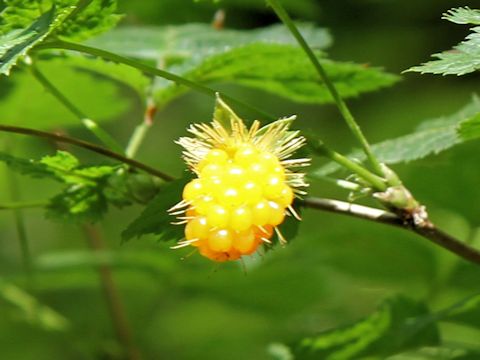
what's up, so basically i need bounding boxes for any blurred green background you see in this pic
[1,0,480,359]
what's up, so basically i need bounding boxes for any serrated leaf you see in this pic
[289,296,439,360]
[155,44,399,106]
[406,7,480,76]
[122,176,191,242]
[458,113,480,141]
[313,96,480,177]
[0,5,62,75]
[0,57,132,129]
[0,150,139,222]
[0,0,121,41]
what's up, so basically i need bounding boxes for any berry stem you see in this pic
[267,0,384,176]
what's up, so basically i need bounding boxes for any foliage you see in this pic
[0,150,147,222]
[407,7,480,76]
[314,95,480,177]
[0,0,121,76]
[89,23,399,106]
[1,2,480,360]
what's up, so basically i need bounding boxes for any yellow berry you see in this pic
[258,151,280,170]
[208,229,233,252]
[182,179,205,201]
[193,194,215,215]
[248,162,268,178]
[206,204,229,228]
[217,187,243,207]
[234,144,258,166]
[230,206,253,231]
[254,225,274,240]
[226,248,241,260]
[198,245,228,262]
[251,200,271,226]
[268,201,285,226]
[185,216,210,242]
[200,163,224,179]
[205,149,229,164]
[275,185,294,207]
[263,174,285,199]
[271,165,286,179]
[224,164,247,185]
[233,229,259,254]
[243,181,263,205]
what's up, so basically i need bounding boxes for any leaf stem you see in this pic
[30,64,124,154]
[0,200,48,210]
[266,0,383,175]
[301,197,480,266]
[311,141,386,191]
[38,40,276,121]
[0,124,174,181]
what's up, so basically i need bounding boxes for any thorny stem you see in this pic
[38,40,276,122]
[30,65,125,154]
[83,225,141,360]
[0,124,174,181]
[267,0,384,176]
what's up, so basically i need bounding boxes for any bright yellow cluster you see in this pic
[169,96,309,262]
[181,145,294,261]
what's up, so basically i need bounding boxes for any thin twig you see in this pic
[83,225,141,360]
[266,0,383,176]
[0,124,174,181]
[30,64,124,154]
[301,197,480,266]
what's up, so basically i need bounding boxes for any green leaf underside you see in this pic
[0,57,131,128]
[290,296,439,360]
[87,23,333,62]
[313,95,480,177]
[121,175,191,242]
[0,0,121,41]
[406,7,480,76]
[87,23,398,105]
[0,150,136,222]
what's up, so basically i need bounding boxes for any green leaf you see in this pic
[0,0,121,41]
[122,176,191,242]
[458,113,480,141]
[406,7,480,76]
[155,44,399,106]
[0,150,140,222]
[0,5,64,75]
[0,57,132,129]
[313,95,480,177]
[289,296,439,360]
[87,23,332,62]
[90,24,397,105]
